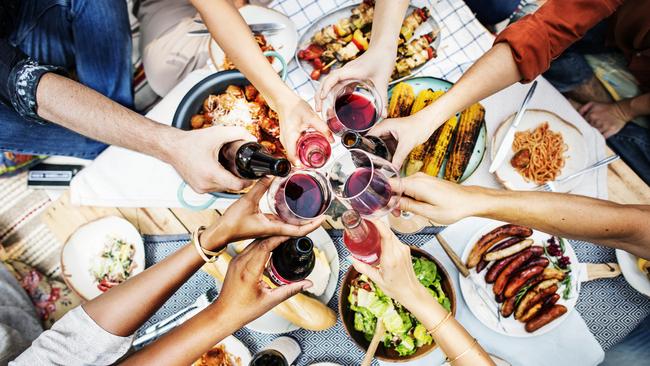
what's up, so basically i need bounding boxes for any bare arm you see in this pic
[190,0,332,164]
[36,73,255,193]
[316,0,410,113]
[399,174,650,259]
[353,221,494,365]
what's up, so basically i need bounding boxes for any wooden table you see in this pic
[43,148,649,244]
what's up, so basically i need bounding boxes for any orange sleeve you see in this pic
[494,0,623,82]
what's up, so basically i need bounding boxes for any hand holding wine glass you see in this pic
[268,169,333,225]
[320,79,384,135]
[201,177,323,246]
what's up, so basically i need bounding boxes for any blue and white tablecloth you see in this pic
[137,228,650,366]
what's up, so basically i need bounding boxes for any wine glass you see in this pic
[327,149,402,218]
[321,79,383,136]
[296,130,332,168]
[267,169,333,225]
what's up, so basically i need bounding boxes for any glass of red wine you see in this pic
[322,79,383,135]
[327,149,402,218]
[268,169,333,225]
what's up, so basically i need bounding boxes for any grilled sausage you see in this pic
[542,268,566,281]
[543,293,561,307]
[515,282,559,320]
[524,257,551,269]
[501,296,516,317]
[519,290,561,322]
[484,239,534,261]
[525,305,567,333]
[503,265,546,298]
[477,236,529,272]
[467,224,533,268]
[519,302,543,323]
[485,255,517,284]
[493,246,543,296]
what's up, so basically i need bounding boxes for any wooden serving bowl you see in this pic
[338,246,457,363]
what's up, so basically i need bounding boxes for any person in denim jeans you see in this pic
[1,0,133,159]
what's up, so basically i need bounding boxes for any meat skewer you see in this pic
[310,0,375,46]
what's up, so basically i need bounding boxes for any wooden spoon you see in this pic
[361,318,386,366]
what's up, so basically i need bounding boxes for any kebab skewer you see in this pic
[310,0,375,46]
[392,43,437,79]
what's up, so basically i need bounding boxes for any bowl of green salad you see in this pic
[339,246,456,362]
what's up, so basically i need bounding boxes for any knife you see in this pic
[488,80,538,173]
[189,21,285,34]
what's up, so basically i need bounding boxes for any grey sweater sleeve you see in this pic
[10,306,134,366]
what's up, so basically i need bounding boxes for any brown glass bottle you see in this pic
[341,131,396,162]
[218,140,291,179]
[267,237,315,286]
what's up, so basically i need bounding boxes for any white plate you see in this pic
[61,216,145,301]
[216,226,340,334]
[458,220,580,337]
[491,109,588,192]
[296,2,441,84]
[209,5,298,72]
[193,335,252,366]
[616,249,650,297]
[310,363,343,366]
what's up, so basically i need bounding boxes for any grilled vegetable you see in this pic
[421,113,459,177]
[387,82,415,118]
[444,103,485,182]
[403,89,443,176]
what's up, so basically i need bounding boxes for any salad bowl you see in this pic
[338,246,456,362]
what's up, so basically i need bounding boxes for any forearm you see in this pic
[622,93,650,119]
[121,302,241,365]
[83,222,230,336]
[191,0,295,110]
[368,0,410,53]
[473,189,650,258]
[35,73,177,163]
[419,43,522,129]
[404,287,493,365]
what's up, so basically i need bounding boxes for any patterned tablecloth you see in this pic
[137,232,650,365]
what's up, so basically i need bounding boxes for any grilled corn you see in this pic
[444,103,485,182]
[387,82,415,118]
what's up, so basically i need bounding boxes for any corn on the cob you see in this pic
[410,89,443,114]
[403,89,443,176]
[387,82,415,118]
[444,103,485,182]
[422,113,459,177]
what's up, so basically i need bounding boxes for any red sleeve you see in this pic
[494,0,623,82]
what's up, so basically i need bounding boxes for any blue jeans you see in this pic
[601,315,650,365]
[0,0,132,158]
[607,122,650,185]
[464,0,520,26]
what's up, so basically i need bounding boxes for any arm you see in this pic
[353,221,494,365]
[83,177,322,336]
[368,0,622,167]
[399,174,650,259]
[190,0,332,164]
[316,0,411,114]
[35,72,254,193]
[121,235,312,365]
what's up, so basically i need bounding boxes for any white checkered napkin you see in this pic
[268,0,494,101]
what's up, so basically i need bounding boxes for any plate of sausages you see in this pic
[459,221,580,337]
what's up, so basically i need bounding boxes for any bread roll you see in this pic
[202,254,336,331]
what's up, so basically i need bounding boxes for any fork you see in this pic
[533,155,620,192]
[133,287,219,347]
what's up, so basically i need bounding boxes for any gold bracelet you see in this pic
[445,338,479,364]
[192,226,226,263]
[428,311,452,335]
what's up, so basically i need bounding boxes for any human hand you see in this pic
[276,94,333,166]
[214,236,313,325]
[351,220,425,307]
[580,101,632,138]
[368,111,444,168]
[171,125,256,193]
[315,48,395,117]
[397,173,482,225]
[201,177,323,247]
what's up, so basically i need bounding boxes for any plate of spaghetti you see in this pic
[491,110,587,192]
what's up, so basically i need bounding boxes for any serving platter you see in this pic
[491,109,588,192]
[61,216,145,301]
[296,2,442,84]
[387,76,487,183]
[193,336,252,366]
[217,226,340,334]
[458,220,580,337]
